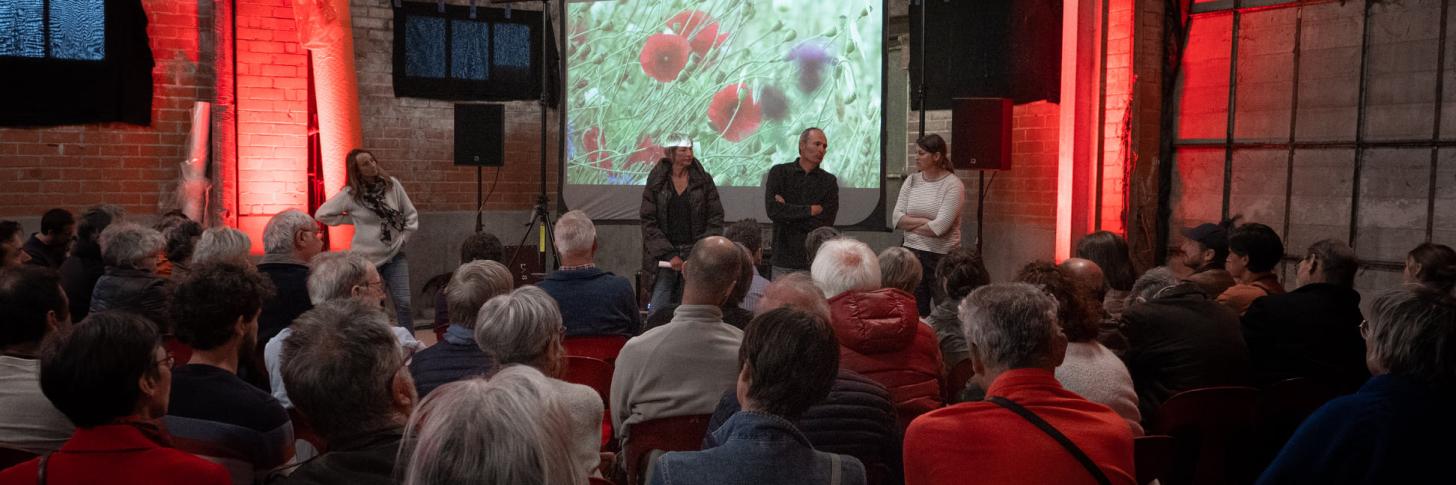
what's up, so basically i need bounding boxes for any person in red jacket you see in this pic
[811,238,943,428]
[904,283,1135,485]
[0,311,228,485]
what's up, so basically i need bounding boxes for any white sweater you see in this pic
[892,171,965,254]
[315,177,419,265]
[1056,341,1144,436]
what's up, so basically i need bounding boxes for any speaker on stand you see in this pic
[454,103,505,233]
[951,97,1012,254]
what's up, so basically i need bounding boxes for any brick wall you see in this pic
[0,0,212,218]
[235,0,308,220]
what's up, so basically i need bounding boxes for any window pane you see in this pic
[49,0,105,60]
[406,16,446,78]
[451,19,488,80]
[0,0,44,58]
[493,23,530,69]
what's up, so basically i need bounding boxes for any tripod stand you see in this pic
[500,0,564,271]
[510,193,556,271]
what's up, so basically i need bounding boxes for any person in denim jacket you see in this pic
[650,307,866,485]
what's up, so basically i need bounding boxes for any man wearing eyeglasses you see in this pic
[257,210,327,353]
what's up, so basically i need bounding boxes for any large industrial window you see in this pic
[0,0,152,126]
[393,1,555,103]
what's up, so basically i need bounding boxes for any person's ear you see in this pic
[391,368,417,412]
[138,371,161,401]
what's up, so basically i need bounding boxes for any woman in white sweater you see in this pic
[315,149,419,327]
[892,134,965,316]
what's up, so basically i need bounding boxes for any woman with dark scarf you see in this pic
[640,135,724,316]
[316,149,420,328]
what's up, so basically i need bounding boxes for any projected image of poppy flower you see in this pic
[582,126,611,170]
[787,40,831,93]
[758,85,789,121]
[707,83,762,142]
[666,9,729,58]
[639,33,691,82]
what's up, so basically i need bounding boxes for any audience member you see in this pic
[274,299,415,485]
[1076,231,1139,319]
[904,283,1135,485]
[927,247,990,377]
[813,238,942,427]
[21,209,75,269]
[755,271,830,318]
[1403,242,1456,294]
[612,236,743,443]
[765,128,838,279]
[156,219,202,279]
[804,225,840,266]
[878,246,923,296]
[191,227,252,267]
[165,263,292,483]
[397,367,586,485]
[409,260,510,398]
[0,221,28,268]
[1242,239,1368,392]
[1177,221,1236,298]
[537,210,640,337]
[59,206,120,321]
[1017,262,1142,435]
[644,243,757,332]
[0,266,75,453]
[1218,222,1286,314]
[256,210,323,349]
[474,286,604,478]
[1119,267,1250,422]
[0,312,230,485]
[655,308,867,485]
[89,222,171,331]
[1258,287,1456,484]
[1060,258,1127,352]
[428,232,504,338]
[724,219,769,312]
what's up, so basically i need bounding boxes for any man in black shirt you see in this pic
[765,127,838,277]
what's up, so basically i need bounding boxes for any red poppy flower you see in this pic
[626,135,662,167]
[667,9,729,58]
[639,33,691,83]
[582,126,610,170]
[707,84,762,143]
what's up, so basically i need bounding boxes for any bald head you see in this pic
[1059,258,1107,301]
[683,236,743,305]
[756,272,831,322]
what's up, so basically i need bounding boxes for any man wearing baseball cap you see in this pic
[1177,221,1236,298]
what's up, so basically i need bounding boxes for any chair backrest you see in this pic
[563,356,614,404]
[563,335,629,365]
[1133,435,1176,485]
[1249,377,1341,478]
[944,359,975,403]
[589,477,617,485]
[0,445,37,471]
[1152,386,1259,485]
[287,407,327,454]
[625,414,712,485]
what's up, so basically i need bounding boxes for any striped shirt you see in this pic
[892,172,965,254]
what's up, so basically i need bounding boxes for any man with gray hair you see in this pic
[257,209,325,349]
[755,271,830,320]
[812,238,942,425]
[408,260,512,397]
[1119,266,1250,421]
[1242,239,1368,393]
[89,222,171,331]
[277,299,417,485]
[536,210,640,337]
[904,283,1135,485]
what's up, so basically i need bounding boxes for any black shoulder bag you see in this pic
[988,396,1113,485]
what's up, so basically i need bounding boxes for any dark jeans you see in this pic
[907,247,942,317]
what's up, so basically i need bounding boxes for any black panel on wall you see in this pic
[909,0,1061,110]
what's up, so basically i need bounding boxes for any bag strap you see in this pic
[988,396,1111,485]
[37,453,50,485]
[829,452,842,485]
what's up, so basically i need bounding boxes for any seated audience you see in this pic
[21,209,74,269]
[475,286,604,478]
[275,299,416,485]
[612,236,744,442]
[1242,239,1368,393]
[1120,267,1250,422]
[536,210,640,337]
[0,266,75,453]
[256,210,323,349]
[926,247,990,378]
[1177,221,1236,298]
[153,215,200,279]
[813,238,943,426]
[644,243,756,331]
[1218,222,1286,314]
[878,246,922,296]
[89,222,171,331]
[409,260,510,398]
[59,205,123,321]
[1017,262,1142,435]
[804,225,841,266]
[0,312,229,485]
[427,232,504,339]
[753,271,830,318]
[190,227,252,267]
[904,283,1136,485]
[1059,258,1127,352]
[724,219,769,312]
[1,221,29,268]
[166,263,292,483]
[1075,231,1139,319]
[397,367,586,485]
[1403,242,1456,294]
[1258,286,1456,484]
[655,308,867,485]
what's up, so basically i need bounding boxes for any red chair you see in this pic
[1152,386,1259,485]
[563,355,617,449]
[624,414,712,485]
[589,477,616,485]
[944,359,975,402]
[564,335,629,365]
[1251,378,1340,477]
[288,408,327,453]
[0,446,37,471]
[1134,435,1176,485]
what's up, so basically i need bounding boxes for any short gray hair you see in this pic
[191,227,251,265]
[810,238,880,298]
[757,271,830,321]
[878,247,922,294]
[308,251,374,304]
[398,366,583,485]
[282,298,406,442]
[958,283,1061,369]
[552,210,596,257]
[99,222,164,269]
[263,209,317,255]
[474,286,562,367]
[1131,266,1181,303]
[446,260,514,327]
[1365,286,1456,387]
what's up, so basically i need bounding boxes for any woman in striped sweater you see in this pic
[892,134,965,316]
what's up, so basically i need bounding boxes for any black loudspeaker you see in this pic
[454,104,504,166]
[910,0,1062,110]
[951,97,1013,171]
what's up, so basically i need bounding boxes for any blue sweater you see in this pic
[535,267,641,337]
[408,325,496,398]
[1257,374,1456,484]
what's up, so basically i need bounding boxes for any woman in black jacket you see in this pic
[640,135,724,316]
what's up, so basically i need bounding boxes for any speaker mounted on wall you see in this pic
[454,103,505,167]
[951,97,1012,171]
